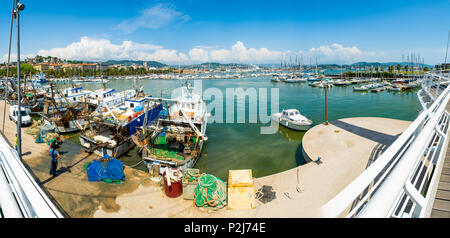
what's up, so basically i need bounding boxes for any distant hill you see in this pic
[102,60,168,68]
[351,62,434,68]
[180,62,249,68]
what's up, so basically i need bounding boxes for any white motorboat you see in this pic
[353,85,369,92]
[317,81,333,88]
[271,109,312,131]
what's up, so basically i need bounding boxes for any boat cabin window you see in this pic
[289,112,294,116]
[130,103,134,108]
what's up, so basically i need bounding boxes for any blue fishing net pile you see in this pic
[86,155,126,184]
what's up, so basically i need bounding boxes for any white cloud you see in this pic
[208,41,287,63]
[36,36,188,62]
[33,37,288,64]
[7,37,388,65]
[299,43,384,63]
[115,4,190,33]
[1,53,35,63]
[189,48,210,62]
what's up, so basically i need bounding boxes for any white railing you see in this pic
[0,134,64,218]
[321,71,450,218]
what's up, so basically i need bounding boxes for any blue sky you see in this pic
[1,0,449,64]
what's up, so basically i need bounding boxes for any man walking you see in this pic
[49,142,60,176]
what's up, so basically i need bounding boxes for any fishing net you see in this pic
[193,174,227,209]
[150,143,185,161]
[183,169,200,183]
[155,134,166,144]
[86,155,126,183]
[25,120,43,137]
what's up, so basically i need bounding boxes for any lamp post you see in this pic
[15,0,25,158]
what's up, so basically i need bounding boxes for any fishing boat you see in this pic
[42,85,92,104]
[141,82,208,170]
[41,97,98,133]
[271,109,312,131]
[79,95,163,158]
[32,72,47,83]
[87,87,137,112]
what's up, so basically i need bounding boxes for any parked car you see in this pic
[9,105,32,126]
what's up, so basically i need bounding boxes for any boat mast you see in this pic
[315,57,318,77]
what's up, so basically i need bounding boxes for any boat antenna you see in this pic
[2,0,15,133]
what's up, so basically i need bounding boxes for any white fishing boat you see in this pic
[142,82,209,170]
[271,109,312,131]
[166,83,208,137]
[88,88,137,112]
[42,85,92,104]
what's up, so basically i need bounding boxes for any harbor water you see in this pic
[72,76,421,180]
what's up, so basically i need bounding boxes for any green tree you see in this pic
[388,65,394,72]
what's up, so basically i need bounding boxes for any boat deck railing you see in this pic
[321,70,450,218]
[0,133,63,218]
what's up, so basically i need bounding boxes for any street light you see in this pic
[17,2,25,11]
[15,0,25,158]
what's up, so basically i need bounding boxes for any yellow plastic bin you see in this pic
[227,169,256,210]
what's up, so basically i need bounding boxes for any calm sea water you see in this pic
[76,76,420,180]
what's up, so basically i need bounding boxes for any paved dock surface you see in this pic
[0,100,414,217]
[93,117,411,218]
[430,101,450,218]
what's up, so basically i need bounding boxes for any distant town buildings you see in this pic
[436,63,450,70]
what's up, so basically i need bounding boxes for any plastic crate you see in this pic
[182,168,200,200]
